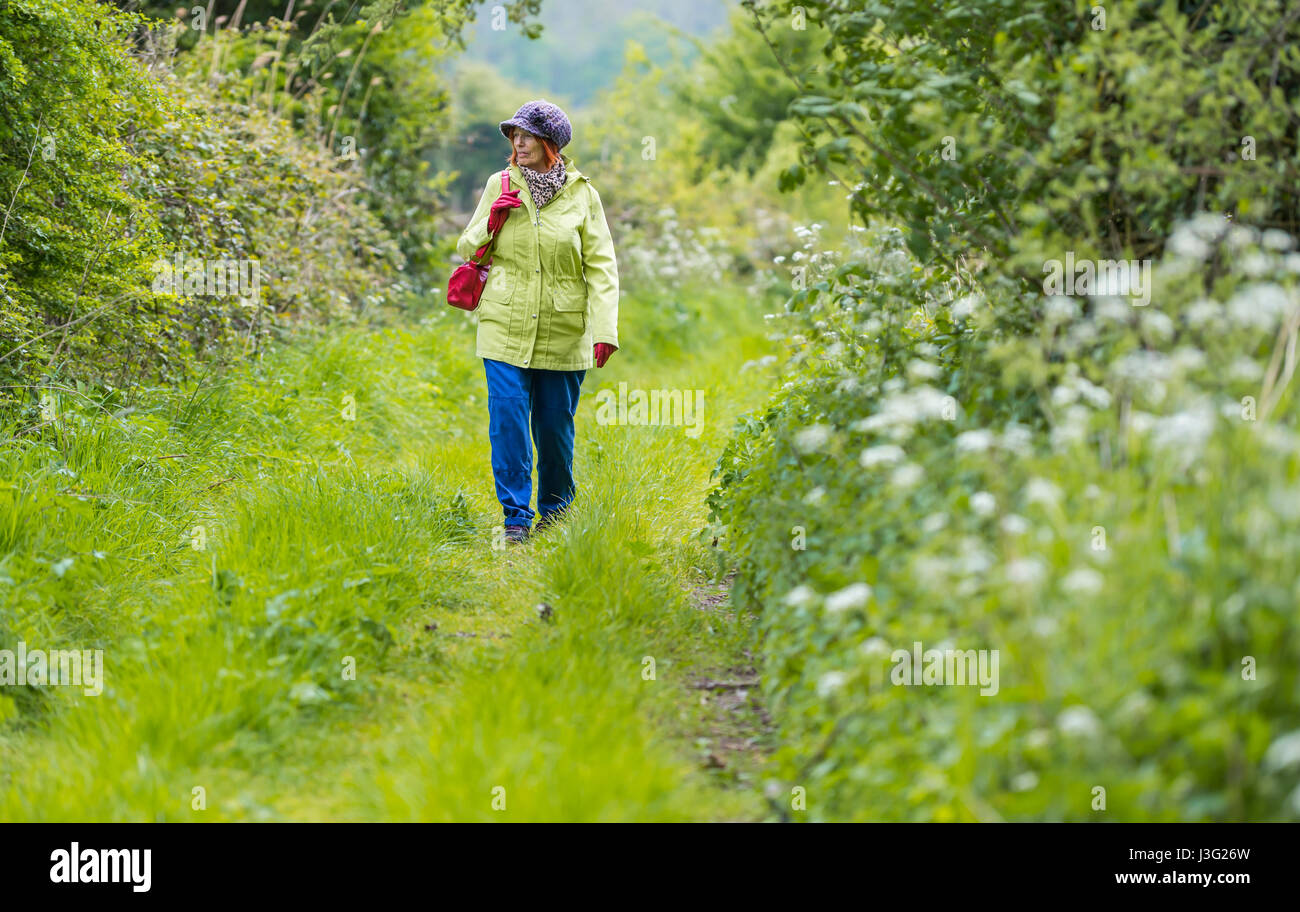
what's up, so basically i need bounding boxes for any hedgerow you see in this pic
[708,0,1300,820]
[0,1,404,406]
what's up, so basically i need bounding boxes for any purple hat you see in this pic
[499,99,572,151]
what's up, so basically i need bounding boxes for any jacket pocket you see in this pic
[481,267,516,304]
[551,279,587,312]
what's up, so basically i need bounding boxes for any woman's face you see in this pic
[510,127,547,170]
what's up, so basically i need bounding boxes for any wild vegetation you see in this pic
[2,0,1297,821]
[705,0,1300,820]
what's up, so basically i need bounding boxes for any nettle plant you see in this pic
[708,216,1300,821]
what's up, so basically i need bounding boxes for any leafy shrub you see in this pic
[0,0,170,394]
[710,0,1300,821]
[709,214,1300,821]
[0,2,409,403]
[761,0,1300,275]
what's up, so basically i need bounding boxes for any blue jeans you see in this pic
[483,358,586,529]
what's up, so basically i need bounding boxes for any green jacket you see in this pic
[456,155,619,371]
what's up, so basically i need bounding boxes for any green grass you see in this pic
[0,283,779,821]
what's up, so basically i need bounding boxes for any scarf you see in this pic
[519,157,567,210]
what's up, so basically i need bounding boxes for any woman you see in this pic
[456,99,620,544]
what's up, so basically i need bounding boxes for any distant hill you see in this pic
[457,0,732,108]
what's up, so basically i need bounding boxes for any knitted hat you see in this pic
[499,99,573,151]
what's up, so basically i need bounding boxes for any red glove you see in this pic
[487,189,522,234]
[594,342,617,368]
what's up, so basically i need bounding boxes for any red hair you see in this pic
[507,128,560,170]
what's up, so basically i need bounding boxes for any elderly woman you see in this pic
[456,100,620,544]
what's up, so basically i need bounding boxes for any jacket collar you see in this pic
[508,154,582,209]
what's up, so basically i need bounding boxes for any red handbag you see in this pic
[447,170,514,311]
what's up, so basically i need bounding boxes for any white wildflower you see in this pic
[850,386,949,437]
[1057,705,1103,739]
[1264,730,1300,772]
[1011,771,1039,792]
[1113,349,1175,385]
[793,423,834,453]
[911,555,950,586]
[860,444,905,468]
[1225,224,1260,250]
[970,491,997,517]
[1051,384,1078,408]
[816,671,848,698]
[911,385,953,419]
[1257,425,1300,456]
[1061,567,1104,596]
[956,538,994,576]
[1227,356,1264,383]
[1000,423,1034,455]
[1141,309,1175,341]
[1044,294,1080,324]
[1032,615,1058,638]
[1005,557,1046,586]
[1243,252,1275,278]
[921,512,948,535]
[1117,691,1153,722]
[1168,214,1228,261]
[1128,410,1156,434]
[1000,514,1029,536]
[1067,320,1099,348]
[890,463,924,489]
[1050,406,1091,452]
[955,429,994,453]
[950,293,981,320]
[1262,229,1295,251]
[1150,400,1216,460]
[784,585,818,608]
[1227,283,1293,331]
[825,582,873,614]
[1184,298,1222,328]
[1024,478,1062,507]
[1076,377,1112,410]
[859,637,891,661]
[907,359,942,381]
[1171,346,1206,373]
[1093,296,1132,324]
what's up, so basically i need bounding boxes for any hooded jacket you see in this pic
[456,155,619,371]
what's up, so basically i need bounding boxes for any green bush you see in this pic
[0,0,169,394]
[0,1,405,402]
[763,0,1300,274]
[709,219,1300,822]
[708,0,1300,820]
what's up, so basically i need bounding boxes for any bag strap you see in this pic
[468,170,513,267]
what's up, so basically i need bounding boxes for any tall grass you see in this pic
[0,281,779,821]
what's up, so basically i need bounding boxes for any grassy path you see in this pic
[0,284,778,821]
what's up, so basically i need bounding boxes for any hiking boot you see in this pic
[534,510,567,534]
[504,524,530,544]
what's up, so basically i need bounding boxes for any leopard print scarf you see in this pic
[519,157,567,209]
